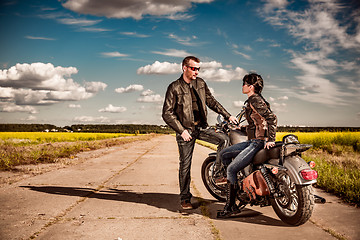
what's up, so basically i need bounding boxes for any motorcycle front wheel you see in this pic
[270,171,315,226]
[201,156,226,202]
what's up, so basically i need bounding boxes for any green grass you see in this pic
[303,150,360,207]
[0,133,153,170]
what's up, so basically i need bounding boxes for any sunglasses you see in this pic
[187,66,200,71]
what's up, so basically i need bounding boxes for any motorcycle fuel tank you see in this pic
[229,129,247,145]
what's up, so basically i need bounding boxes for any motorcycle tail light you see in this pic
[308,161,316,168]
[300,169,318,180]
[271,167,279,175]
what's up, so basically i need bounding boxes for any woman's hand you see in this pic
[228,116,239,125]
[265,141,275,149]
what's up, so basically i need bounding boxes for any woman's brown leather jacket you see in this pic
[162,75,231,134]
[245,94,277,142]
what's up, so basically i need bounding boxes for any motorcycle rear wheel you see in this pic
[270,171,315,226]
[201,156,226,202]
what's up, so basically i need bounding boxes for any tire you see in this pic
[270,171,315,226]
[201,156,226,202]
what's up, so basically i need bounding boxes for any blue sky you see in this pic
[0,0,359,127]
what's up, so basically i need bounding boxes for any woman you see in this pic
[217,73,277,218]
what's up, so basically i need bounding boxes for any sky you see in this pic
[0,0,360,127]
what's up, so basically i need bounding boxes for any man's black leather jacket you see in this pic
[162,75,231,134]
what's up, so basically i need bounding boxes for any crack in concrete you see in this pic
[28,144,156,239]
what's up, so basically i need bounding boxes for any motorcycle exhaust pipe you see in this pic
[314,195,326,204]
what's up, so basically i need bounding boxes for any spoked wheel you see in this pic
[270,171,315,225]
[201,156,226,202]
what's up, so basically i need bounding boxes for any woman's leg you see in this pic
[226,139,264,184]
[219,141,250,167]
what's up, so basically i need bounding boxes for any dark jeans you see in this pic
[220,139,264,184]
[176,127,229,201]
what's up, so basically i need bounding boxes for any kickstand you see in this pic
[314,195,326,204]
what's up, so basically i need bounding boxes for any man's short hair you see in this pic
[182,56,200,67]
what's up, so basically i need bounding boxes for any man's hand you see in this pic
[265,141,275,149]
[181,130,192,141]
[228,116,239,125]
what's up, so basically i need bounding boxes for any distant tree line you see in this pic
[276,126,360,132]
[0,124,60,132]
[0,124,359,133]
[68,124,174,134]
[0,124,174,134]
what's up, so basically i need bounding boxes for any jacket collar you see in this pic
[179,74,199,89]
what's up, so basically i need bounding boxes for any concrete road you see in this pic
[0,135,359,240]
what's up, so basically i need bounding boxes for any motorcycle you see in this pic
[201,108,319,226]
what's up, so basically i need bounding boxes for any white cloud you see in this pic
[39,12,107,31]
[0,87,14,99]
[57,18,101,26]
[85,82,107,93]
[141,89,155,96]
[0,62,106,105]
[137,94,163,103]
[69,104,81,108]
[24,115,37,121]
[62,0,215,20]
[291,75,349,106]
[263,0,288,13]
[278,96,288,100]
[115,84,144,93]
[120,32,150,38]
[233,100,244,108]
[200,61,222,69]
[99,104,127,113]
[1,104,38,114]
[233,50,252,60]
[137,60,247,82]
[74,116,110,123]
[260,0,360,106]
[152,49,191,58]
[101,51,129,58]
[25,36,56,41]
[79,27,112,32]
[137,61,181,75]
[0,62,78,90]
[271,102,287,113]
[199,66,247,82]
[168,34,200,46]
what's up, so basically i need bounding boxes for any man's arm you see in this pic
[204,81,238,124]
[162,84,185,135]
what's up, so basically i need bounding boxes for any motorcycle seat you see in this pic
[252,141,282,165]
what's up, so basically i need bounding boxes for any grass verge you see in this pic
[303,149,360,207]
[0,134,154,170]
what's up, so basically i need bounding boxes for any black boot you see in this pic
[217,181,241,218]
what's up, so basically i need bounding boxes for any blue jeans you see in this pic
[176,127,229,201]
[219,139,265,184]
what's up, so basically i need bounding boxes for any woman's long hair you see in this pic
[243,73,271,109]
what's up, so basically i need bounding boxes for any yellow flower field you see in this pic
[276,131,360,149]
[0,132,133,145]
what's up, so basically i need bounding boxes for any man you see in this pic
[162,56,238,210]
